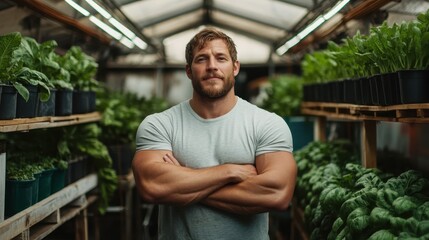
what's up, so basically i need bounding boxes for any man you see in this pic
[132,27,297,240]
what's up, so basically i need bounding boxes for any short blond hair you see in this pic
[185,27,237,65]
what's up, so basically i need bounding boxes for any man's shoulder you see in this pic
[237,97,278,119]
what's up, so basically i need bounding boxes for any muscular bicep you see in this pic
[256,151,297,208]
[132,149,173,200]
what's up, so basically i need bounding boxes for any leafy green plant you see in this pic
[0,32,35,101]
[60,123,118,214]
[6,161,35,181]
[12,36,58,101]
[97,88,169,145]
[60,46,99,91]
[260,74,303,116]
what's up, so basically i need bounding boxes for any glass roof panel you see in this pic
[213,0,308,30]
[143,10,204,39]
[163,26,270,64]
[121,0,201,24]
[212,11,285,42]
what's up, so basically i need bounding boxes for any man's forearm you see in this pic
[132,150,257,206]
[203,152,297,214]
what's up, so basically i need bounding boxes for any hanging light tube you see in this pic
[66,0,147,50]
[65,0,90,16]
[85,0,111,19]
[276,0,350,55]
[323,0,350,20]
[132,37,147,50]
[297,16,326,40]
[120,37,135,49]
[109,18,136,39]
[89,16,122,40]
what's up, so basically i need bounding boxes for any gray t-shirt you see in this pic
[136,97,293,240]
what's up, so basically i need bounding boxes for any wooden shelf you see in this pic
[0,174,98,239]
[301,102,429,123]
[0,112,102,133]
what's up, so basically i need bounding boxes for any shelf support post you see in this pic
[361,120,377,168]
[314,117,327,142]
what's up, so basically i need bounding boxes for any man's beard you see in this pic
[192,76,234,99]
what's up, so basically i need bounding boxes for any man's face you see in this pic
[186,39,240,99]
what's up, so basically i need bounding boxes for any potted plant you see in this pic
[51,158,68,193]
[35,156,56,201]
[11,36,53,118]
[5,159,36,218]
[61,46,99,114]
[0,32,23,119]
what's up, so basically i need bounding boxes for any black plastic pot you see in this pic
[72,90,90,114]
[354,78,363,105]
[16,84,38,118]
[360,77,372,105]
[37,89,56,117]
[0,84,17,120]
[88,91,96,112]
[369,75,380,105]
[398,69,429,104]
[344,79,356,104]
[55,89,73,116]
[380,72,400,105]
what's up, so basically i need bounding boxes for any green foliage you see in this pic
[97,88,169,145]
[61,46,99,91]
[260,74,303,117]
[61,124,118,214]
[301,9,429,82]
[294,140,429,239]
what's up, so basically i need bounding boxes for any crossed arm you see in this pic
[132,149,297,214]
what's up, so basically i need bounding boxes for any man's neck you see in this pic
[190,91,237,119]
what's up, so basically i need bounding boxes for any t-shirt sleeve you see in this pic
[135,114,172,152]
[256,113,293,155]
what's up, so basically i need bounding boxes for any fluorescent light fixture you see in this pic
[286,36,301,49]
[109,18,136,39]
[323,0,350,20]
[132,37,147,50]
[276,45,288,55]
[89,16,122,40]
[120,37,135,49]
[86,0,111,19]
[276,0,350,55]
[65,0,90,16]
[297,16,326,39]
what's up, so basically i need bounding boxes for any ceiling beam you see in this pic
[15,0,112,45]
